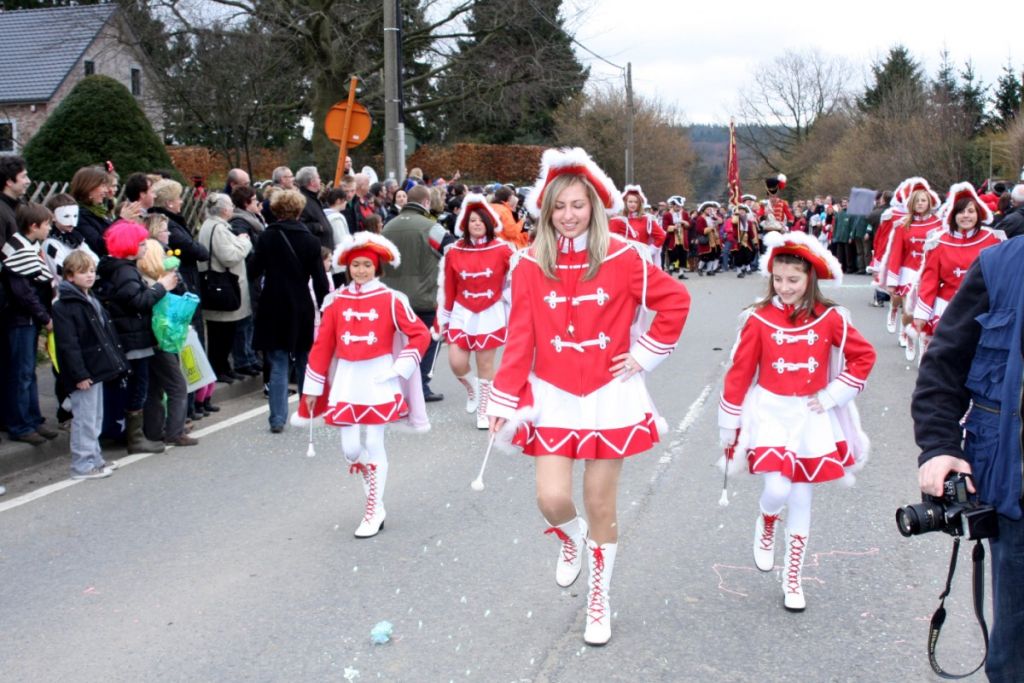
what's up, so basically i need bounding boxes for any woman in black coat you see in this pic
[250,189,330,432]
[149,179,209,297]
[70,166,113,257]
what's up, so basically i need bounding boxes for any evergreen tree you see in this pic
[992,59,1022,129]
[859,45,925,113]
[23,75,175,180]
[436,0,588,144]
[958,60,988,136]
[931,49,959,105]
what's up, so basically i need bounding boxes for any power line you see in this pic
[524,0,625,73]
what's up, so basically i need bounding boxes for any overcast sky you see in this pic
[565,0,1022,124]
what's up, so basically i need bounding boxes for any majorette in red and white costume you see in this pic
[295,232,430,538]
[882,178,942,352]
[609,185,667,263]
[913,182,1004,337]
[437,193,516,429]
[718,230,876,611]
[489,147,691,646]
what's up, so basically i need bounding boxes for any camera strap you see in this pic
[927,538,989,679]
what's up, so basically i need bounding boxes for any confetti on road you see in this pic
[370,620,393,644]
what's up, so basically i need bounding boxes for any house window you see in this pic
[84,60,95,76]
[130,68,141,96]
[0,121,14,153]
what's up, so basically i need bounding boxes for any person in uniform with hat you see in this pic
[609,185,667,264]
[718,230,876,611]
[662,196,690,279]
[438,193,516,429]
[694,201,722,275]
[298,232,430,538]
[912,182,1003,357]
[486,147,690,645]
[760,174,793,230]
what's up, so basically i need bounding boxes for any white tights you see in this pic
[759,472,813,535]
[340,424,387,464]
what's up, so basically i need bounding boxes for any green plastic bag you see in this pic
[152,292,199,353]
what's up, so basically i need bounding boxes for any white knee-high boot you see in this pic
[544,515,589,587]
[584,540,617,645]
[456,373,478,414]
[753,508,782,572]
[351,445,388,538]
[476,379,492,430]
[783,530,808,611]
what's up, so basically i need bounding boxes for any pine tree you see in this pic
[932,49,959,105]
[23,75,175,180]
[436,0,588,144]
[859,45,925,113]
[992,59,1022,129]
[958,60,988,136]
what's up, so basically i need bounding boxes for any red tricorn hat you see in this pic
[524,147,622,218]
[760,230,843,282]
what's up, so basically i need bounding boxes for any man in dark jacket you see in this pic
[912,237,1024,682]
[0,154,28,249]
[381,184,450,401]
[251,188,329,432]
[997,184,1024,239]
[296,166,334,250]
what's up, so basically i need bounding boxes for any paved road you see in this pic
[0,273,986,682]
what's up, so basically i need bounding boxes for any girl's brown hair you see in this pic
[754,253,836,322]
[69,166,109,205]
[459,208,496,247]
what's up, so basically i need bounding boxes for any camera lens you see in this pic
[896,502,945,537]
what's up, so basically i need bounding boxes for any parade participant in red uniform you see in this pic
[913,183,1003,353]
[299,233,430,538]
[609,185,667,263]
[732,204,759,277]
[885,179,942,355]
[438,194,516,429]
[760,174,793,229]
[719,230,876,611]
[694,201,722,275]
[487,147,690,646]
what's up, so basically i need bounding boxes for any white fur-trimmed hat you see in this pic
[621,184,648,210]
[892,176,940,212]
[760,230,843,282]
[333,231,402,269]
[453,193,502,238]
[524,147,622,218]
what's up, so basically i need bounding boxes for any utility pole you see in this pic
[625,62,635,185]
[383,0,406,183]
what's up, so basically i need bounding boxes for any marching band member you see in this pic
[487,148,690,645]
[298,233,430,538]
[913,182,1003,355]
[438,194,515,429]
[719,231,875,611]
[609,185,667,264]
[694,201,722,275]
[885,178,942,357]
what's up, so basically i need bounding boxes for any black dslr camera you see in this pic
[895,473,998,540]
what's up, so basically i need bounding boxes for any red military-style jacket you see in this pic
[609,214,667,248]
[442,239,515,314]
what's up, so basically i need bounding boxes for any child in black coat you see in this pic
[52,251,129,479]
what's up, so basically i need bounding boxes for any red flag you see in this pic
[727,118,741,208]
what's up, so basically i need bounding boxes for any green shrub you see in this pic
[24,75,176,180]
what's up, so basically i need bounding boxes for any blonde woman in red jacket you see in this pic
[487,148,690,646]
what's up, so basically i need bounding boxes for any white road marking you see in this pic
[651,384,713,473]
[0,396,296,514]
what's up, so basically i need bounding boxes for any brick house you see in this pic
[0,4,164,154]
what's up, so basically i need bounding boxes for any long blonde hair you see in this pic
[533,175,609,280]
[901,189,933,228]
[136,238,167,282]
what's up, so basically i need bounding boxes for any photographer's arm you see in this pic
[912,263,988,496]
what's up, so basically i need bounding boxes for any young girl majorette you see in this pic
[719,230,876,611]
[609,185,667,264]
[694,201,722,276]
[438,193,515,429]
[884,179,941,358]
[298,233,430,538]
[486,148,690,645]
[913,182,1003,356]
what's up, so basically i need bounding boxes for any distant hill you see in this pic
[686,124,773,202]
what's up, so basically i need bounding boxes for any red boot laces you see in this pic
[786,534,806,594]
[544,527,578,565]
[588,546,606,624]
[759,513,781,551]
[349,463,378,522]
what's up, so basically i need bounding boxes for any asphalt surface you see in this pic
[0,272,987,682]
